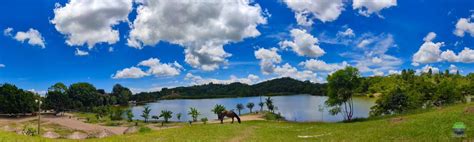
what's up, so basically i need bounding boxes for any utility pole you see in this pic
[35,99,42,135]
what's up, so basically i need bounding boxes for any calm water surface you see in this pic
[130,94,375,122]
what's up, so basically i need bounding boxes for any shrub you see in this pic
[201,117,208,124]
[139,126,152,133]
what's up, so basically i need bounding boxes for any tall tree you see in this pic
[112,84,132,105]
[326,66,361,121]
[236,103,244,115]
[141,106,151,123]
[246,102,254,113]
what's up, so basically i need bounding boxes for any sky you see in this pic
[0,0,473,94]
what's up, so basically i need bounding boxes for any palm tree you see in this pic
[211,104,226,116]
[246,102,255,113]
[188,107,200,122]
[159,110,173,123]
[258,102,264,112]
[265,97,274,113]
[236,103,244,115]
[141,106,151,123]
[176,113,182,121]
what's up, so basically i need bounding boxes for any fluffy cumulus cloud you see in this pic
[337,28,355,37]
[454,14,474,37]
[51,0,133,48]
[112,58,183,79]
[280,29,325,57]
[352,0,397,17]
[74,48,89,56]
[127,0,267,71]
[449,64,459,74]
[413,32,474,64]
[185,73,260,85]
[283,0,344,26]
[299,59,348,72]
[254,48,281,74]
[412,32,444,64]
[4,28,46,48]
[273,63,322,83]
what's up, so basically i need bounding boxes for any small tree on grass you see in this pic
[141,106,151,123]
[188,107,200,122]
[258,102,264,112]
[201,117,208,124]
[93,106,110,120]
[212,104,226,117]
[325,66,361,121]
[176,113,182,121]
[246,102,254,113]
[126,109,134,122]
[236,103,244,115]
[265,97,274,113]
[160,110,173,123]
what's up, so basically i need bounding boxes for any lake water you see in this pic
[130,94,375,122]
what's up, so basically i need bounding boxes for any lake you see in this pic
[130,94,376,122]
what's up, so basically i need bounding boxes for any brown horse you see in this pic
[218,110,241,124]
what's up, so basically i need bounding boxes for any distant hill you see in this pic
[132,77,326,102]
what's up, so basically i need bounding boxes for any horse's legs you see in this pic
[231,117,234,124]
[220,118,223,124]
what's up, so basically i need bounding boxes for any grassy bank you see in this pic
[1,103,473,141]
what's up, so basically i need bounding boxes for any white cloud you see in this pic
[449,64,458,74]
[0,64,5,68]
[273,63,322,83]
[337,28,355,37]
[454,15,474,37]
[3,28,13,36]
[357,39,372,48]
[280,29,325,57]
[283,0,344,25]
[413,32,474,64]
[254,48,281,74]
[112,58,183,79]
[74,48,89,56]
[108,47,114,52]
[352,0,397,17]
[372,70,384,76]
[51,0,133,48]
[185,73,260,85]
[6,28,46,48]
[127,0,267,71]
[112,67,148,79]
[413,32,444,64]
[416,65,440,74]
[138,58,183,77]
[299,59,348,72]
[388,70,401,75]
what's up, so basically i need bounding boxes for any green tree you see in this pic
[201,117,208,124]
[112,84,132,105]
[370,88,409,116]
[92,106,110,120]
[258,102,264,112]
[44,83,71,115]
[246,102,255,113]
[326,66,361,121]
[265,97,274,113]
[141,106,151,123]
[188,107,200,122]
[176,113,182,121]
[211,104,226,116]
[159,110,173,123]
[48,82,68,93]
[236,103,244,115]
[126,109,134,122]
[67,83,101,110]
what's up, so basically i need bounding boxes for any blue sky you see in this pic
[0,0,473,94]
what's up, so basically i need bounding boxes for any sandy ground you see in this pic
[0,113,265,136]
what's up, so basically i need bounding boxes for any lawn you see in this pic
[1,103,473,141]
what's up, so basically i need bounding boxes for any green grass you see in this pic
[2,103,474,141]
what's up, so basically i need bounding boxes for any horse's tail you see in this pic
[234,112,241,123]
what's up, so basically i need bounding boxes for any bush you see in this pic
[264,112,285,121]
[22,125,37,136]
[201,117,208,124]
[139,126,151,133]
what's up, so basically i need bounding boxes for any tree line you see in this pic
[133,77,326,103]
[326,66,474,121]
